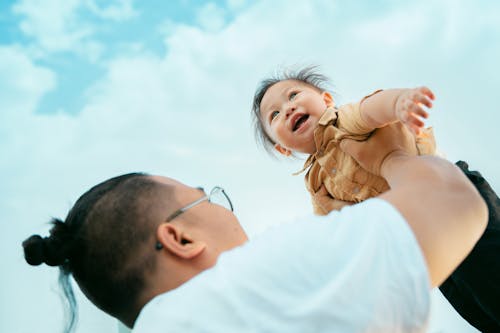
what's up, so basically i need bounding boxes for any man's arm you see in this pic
[379,154,487,287]
[341,124,488,287]
[360,87,434,135]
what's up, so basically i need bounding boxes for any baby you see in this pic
[251,66,436,214]
[251,66,500,332]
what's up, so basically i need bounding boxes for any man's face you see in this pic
[153,176,248,258]
[259,80,334,155]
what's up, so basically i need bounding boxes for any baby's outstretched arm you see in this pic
[360,87,435,134]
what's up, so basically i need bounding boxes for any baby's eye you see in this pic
[270,111,279,121]
[289,92,298,100]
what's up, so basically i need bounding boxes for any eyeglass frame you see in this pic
[165,186,233,222]
[156,186,233,250]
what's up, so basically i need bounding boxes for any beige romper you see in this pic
[297,91,436,215]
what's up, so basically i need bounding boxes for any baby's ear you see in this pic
[322,91,335,108]
[275,144,292,157]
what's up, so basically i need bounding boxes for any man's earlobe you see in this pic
[274,144,292,157]
[156,223,206,259]
[322,91,335,108]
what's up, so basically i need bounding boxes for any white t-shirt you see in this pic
[133,198,430,333]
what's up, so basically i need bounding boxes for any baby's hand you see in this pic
[394,86,435,135]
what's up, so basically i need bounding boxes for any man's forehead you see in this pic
[150,175,183,187]
[151,176,203,195]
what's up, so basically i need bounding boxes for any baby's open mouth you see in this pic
[293,115,309,132]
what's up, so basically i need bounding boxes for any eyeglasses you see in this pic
[165,186,233,222]
[156,186,233,250]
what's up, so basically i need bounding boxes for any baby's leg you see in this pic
[439,161,500,332]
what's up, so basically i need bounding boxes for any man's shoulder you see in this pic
[301,198,404,228]
[233,198,409,264]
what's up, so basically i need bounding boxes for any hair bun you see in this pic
[22,235,45,266]
[22,218,72,267]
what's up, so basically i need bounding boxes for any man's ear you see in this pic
[156,223,206,260]
[322,91,335,108]
[274,144,292,156]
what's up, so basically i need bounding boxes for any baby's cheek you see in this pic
[265,125,278,142]
[273,127,287,143]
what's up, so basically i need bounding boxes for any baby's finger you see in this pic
[413,93,433,109]
[418,86,435,100]
[409,102,429,119]
[407,113,425,128]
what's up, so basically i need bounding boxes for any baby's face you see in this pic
[260,80,333,155]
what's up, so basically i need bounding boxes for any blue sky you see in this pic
[1,1,499,332]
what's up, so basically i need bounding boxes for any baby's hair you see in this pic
[251,65,332,156]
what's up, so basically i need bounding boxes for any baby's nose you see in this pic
[285,105,296,117]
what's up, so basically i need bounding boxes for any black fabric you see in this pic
[439,161,500,333]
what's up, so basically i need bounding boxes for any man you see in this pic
[133,124,487,332]
[23,123,488,332]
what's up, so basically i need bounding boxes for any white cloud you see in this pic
[3,1,499,332]
[352,4,429,48]
[226,0,248,11]
[196,2,226,32]
[13,0,94,54]
[0,46,56,118]
[85,0,138,21]
[12,0,137,60]
[438,0,500,48]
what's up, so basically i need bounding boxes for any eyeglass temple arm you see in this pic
[166,195,209,222]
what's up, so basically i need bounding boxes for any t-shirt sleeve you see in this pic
[233,198,431,332]
[300,198,431,332]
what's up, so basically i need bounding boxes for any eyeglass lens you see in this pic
[209,188,233,211]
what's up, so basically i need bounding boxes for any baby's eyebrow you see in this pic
[260,100,275,115]
[261,86,294,113]
[281,85,295,96]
